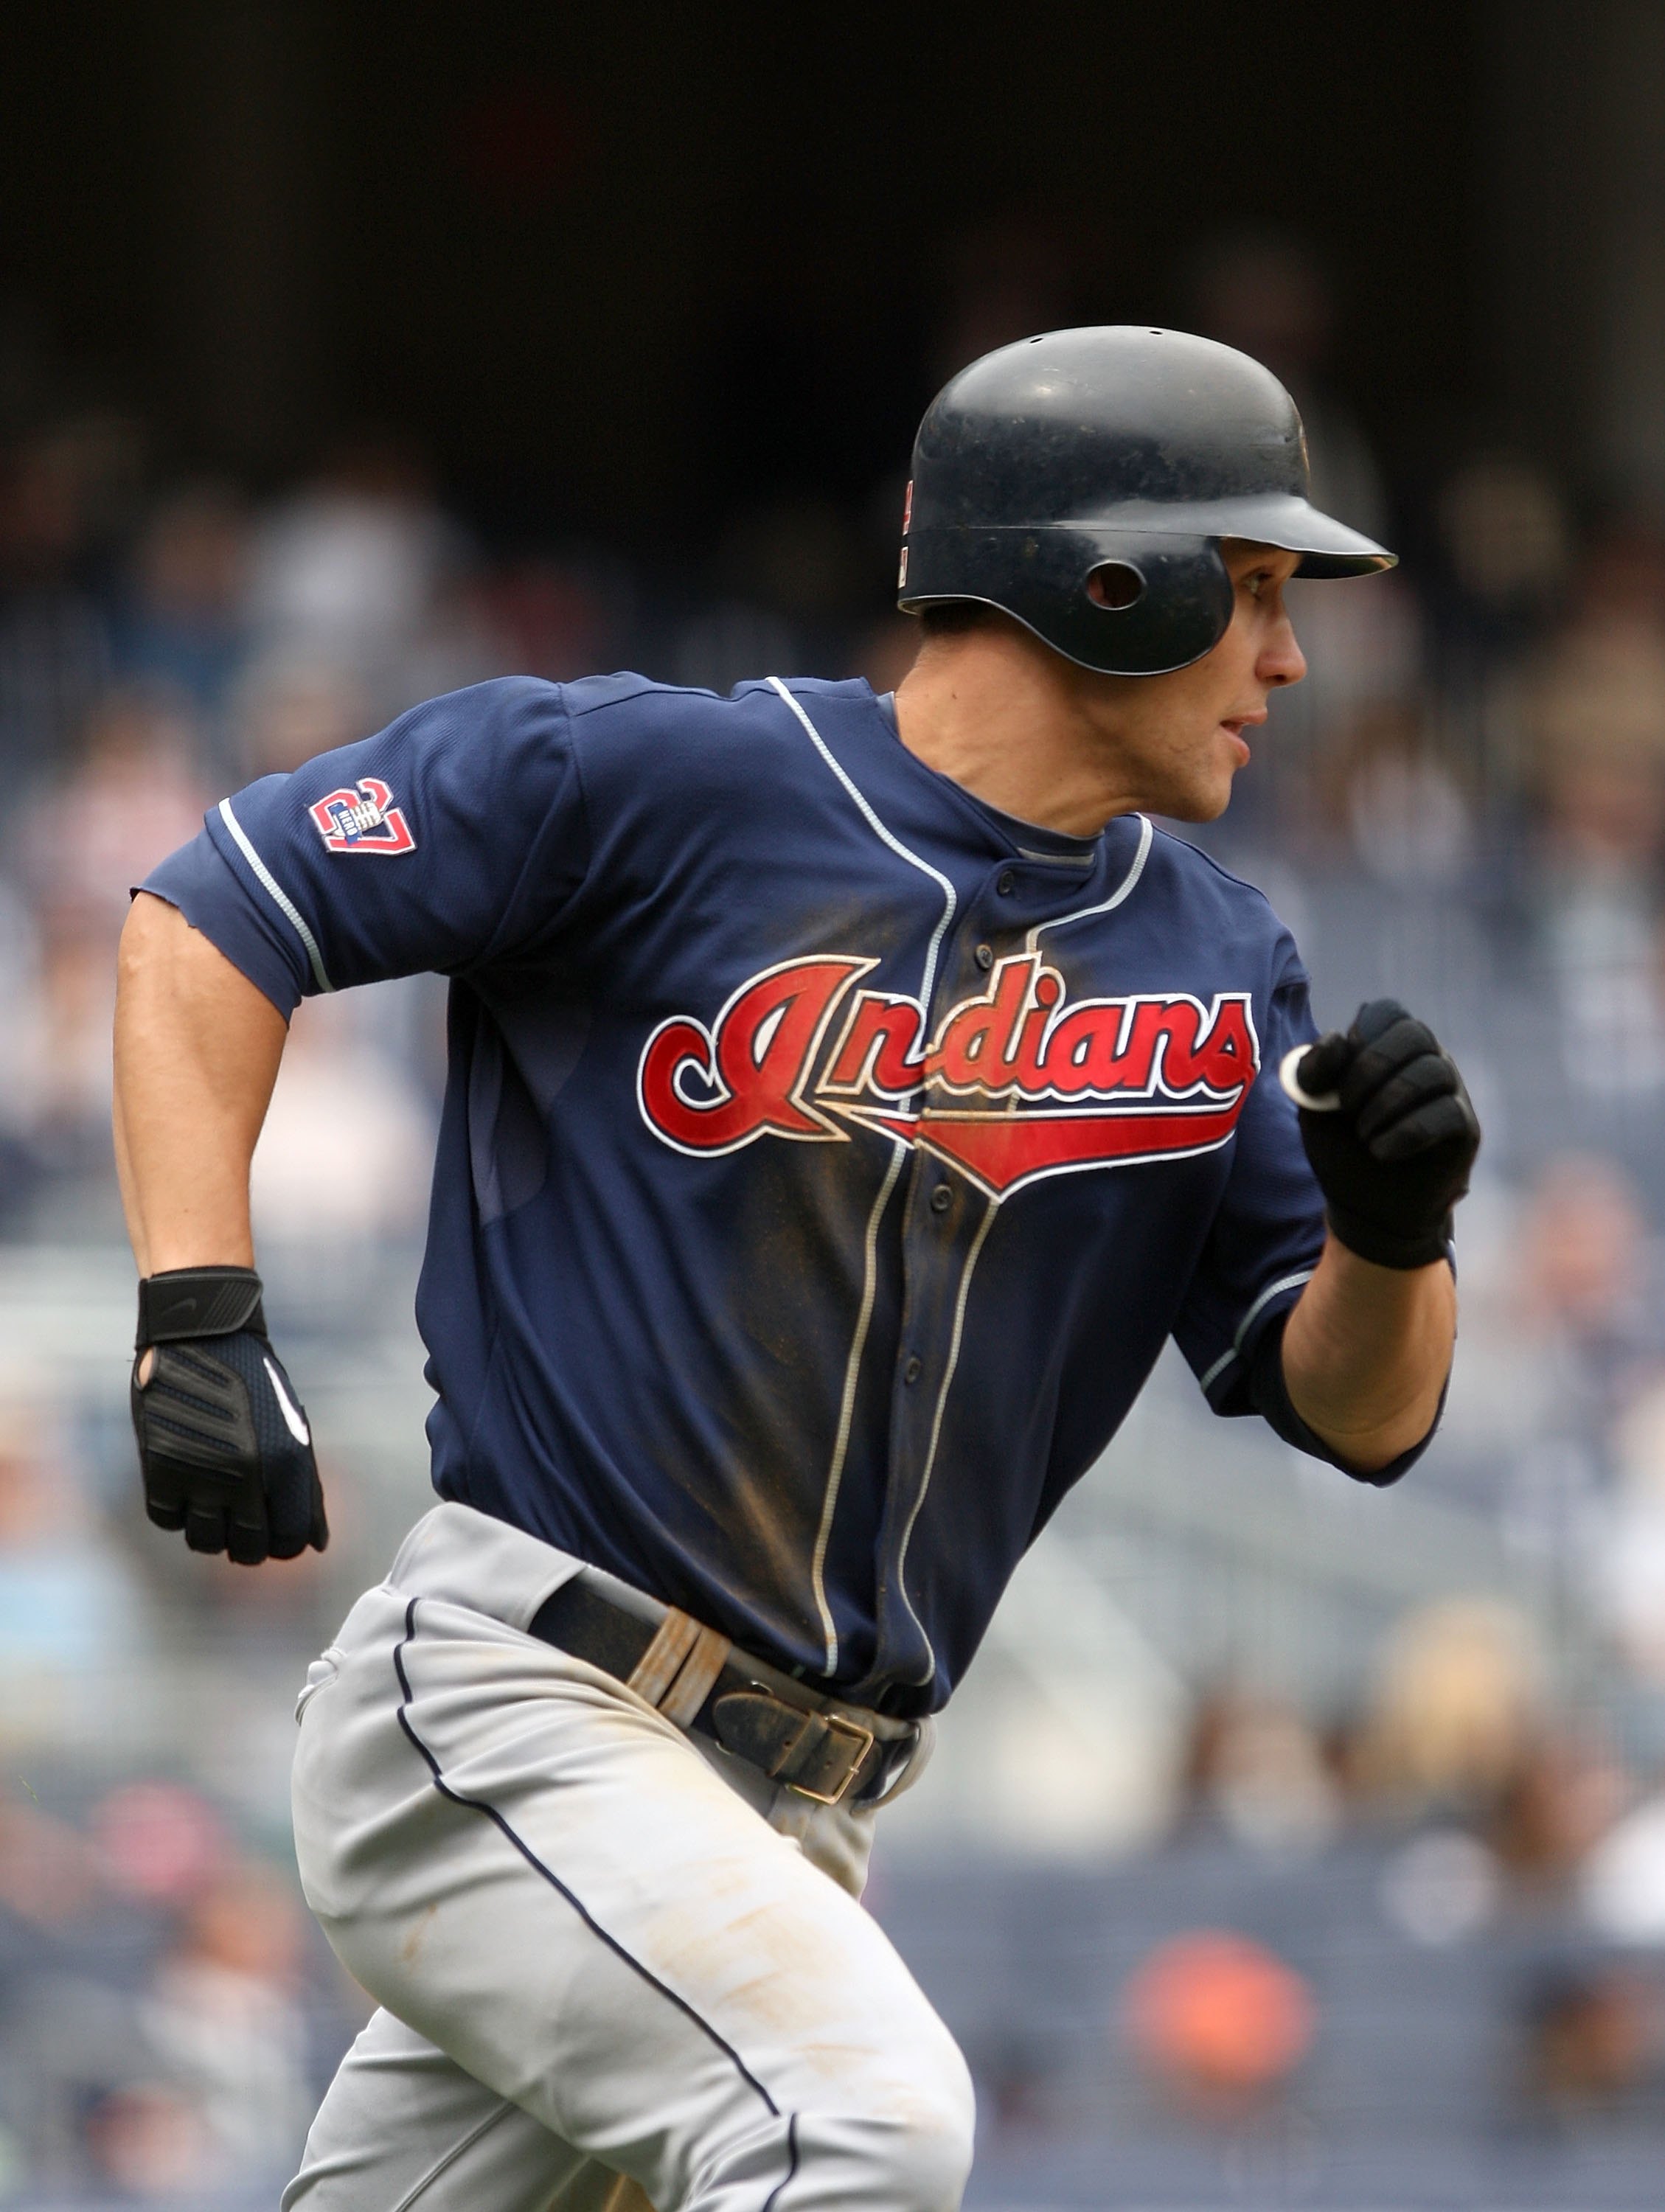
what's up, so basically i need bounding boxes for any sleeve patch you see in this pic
[309,777,416,855]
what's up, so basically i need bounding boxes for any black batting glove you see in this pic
[1290,1000,1480,1270]
[131,1267,328,1565]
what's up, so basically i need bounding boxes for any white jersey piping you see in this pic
[1025,812,1153,954]
[218,798,335,994]
[1198,1266,1317,1394]
[810,1143,906,1671]
[767,679,958,1007]
[767,678,960,1672]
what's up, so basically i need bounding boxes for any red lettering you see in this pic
[1005,967,1064,1093]
[1041,998,1167,1097]
[928,959,1032,1091]
[638,958,866,1151]
[824,994,925,1096]
[1161,995,1258,1095]
[638,960,1260,1183]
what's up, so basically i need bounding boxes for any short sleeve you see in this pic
[1170,941,1327,1416]
[1243,1307,1444,1488]
[139,678,590,1014]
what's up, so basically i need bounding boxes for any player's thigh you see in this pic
[294,1590,973,2204]
[282,2006,594,2212]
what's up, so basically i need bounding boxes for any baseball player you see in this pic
[113,327,1478,2212]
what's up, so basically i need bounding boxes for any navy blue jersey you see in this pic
[146,674,1368,1712]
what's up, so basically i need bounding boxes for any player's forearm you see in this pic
[114,893,288,1276]
[1279,1235,1455,1474]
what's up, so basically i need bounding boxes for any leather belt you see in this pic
[529,1576,914,1808]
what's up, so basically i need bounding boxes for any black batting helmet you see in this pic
[897,326,1394,677]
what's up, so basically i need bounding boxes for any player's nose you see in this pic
[1260,608,1307,689]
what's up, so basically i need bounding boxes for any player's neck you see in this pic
[892,627,1147,837]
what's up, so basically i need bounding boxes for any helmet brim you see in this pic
[1059,493,1394,577]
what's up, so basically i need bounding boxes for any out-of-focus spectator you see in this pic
[1352,1598,1545,1816]
[1515,522,1665,1088]
[1430,456,1574,801]
[83,2081,214,2201]
[139,1857,313,2185]
[0,1790,104,1930]
[1515,1155,1661,1424]
[90,1784,226,1910]
[229,649,374,779]
[244,434,465,720]
[1519,1965,1650,2114]
[15,686,208,942]
[249,995,437,1262]
[1582,1790,1665,1943]
[1440,457,1573,626]
[0,1390,149,1750]
[1485,1733,1628,1894]
[1341,702,1473,886]
[113,484,251,759]
[0,689,208,1179]
[1378,1827,1502,1946]
[671,601,796,696]
[1122,1930,1316,2110]
[1599,1374,1665,1683]
[1179,1692,1341,1857]
[0,424,121,796]
[473,557,619,683]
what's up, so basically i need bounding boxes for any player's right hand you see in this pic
[131,1266,329,1565]
[1288,999,1480,1271]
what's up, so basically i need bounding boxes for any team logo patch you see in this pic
[308,776,415,855]
[637,953,1259,1200]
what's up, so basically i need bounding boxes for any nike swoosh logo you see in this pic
[264,1357,311,1447]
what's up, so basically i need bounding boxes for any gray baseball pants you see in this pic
[282,1504,973,2212]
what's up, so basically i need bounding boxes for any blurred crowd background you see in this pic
[5,3,1665,2205]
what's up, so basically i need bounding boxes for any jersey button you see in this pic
[975,942,995,970]
[997,871,1015,896]
[903,1354,923,1384]
[929,1183,951,1213]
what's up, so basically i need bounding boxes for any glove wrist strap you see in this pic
[1325,1206,1452,1273]
[136,1267,267,1351]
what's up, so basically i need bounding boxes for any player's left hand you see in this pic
[1284,999,1479,1270]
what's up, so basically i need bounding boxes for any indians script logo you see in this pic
[637,953,1259,1200]
[309,776,416,855]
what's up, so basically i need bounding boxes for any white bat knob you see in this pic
[1279,1043,1341,1113]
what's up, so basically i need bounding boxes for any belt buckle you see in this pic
[789,1711,877,1805]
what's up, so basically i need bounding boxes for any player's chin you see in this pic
[1158,766,1240,824]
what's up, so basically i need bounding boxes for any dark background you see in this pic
[0,4,1504,538]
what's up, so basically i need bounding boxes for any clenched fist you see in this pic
[1285,1000,1479,1270]
[131,1266,328,1565]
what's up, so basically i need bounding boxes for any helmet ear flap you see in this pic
[998,532,1236,675]
[1057,535,1234,674]
[903,532,1235,675]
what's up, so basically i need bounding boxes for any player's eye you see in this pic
[1244,568,1273,600]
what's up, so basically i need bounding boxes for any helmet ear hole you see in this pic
[1086,562,1145,611]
